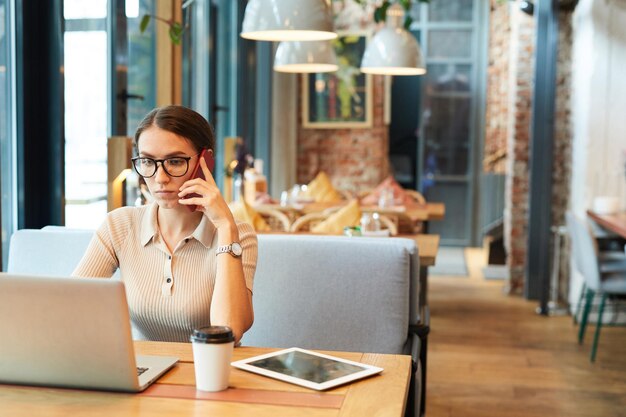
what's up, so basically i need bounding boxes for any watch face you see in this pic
[231,242,243,256]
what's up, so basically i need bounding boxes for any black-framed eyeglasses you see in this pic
[131,155,195,178]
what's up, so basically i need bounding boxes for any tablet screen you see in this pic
[246,350,369,384]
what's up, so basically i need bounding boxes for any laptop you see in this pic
[0,273,178,392]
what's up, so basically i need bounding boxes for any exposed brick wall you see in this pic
[295,1,388,193]
[553,11,574,303]
[485,2,536,294]
[487,2,573,296]
[296,74,389,193]
[484,1,511,174]
[503,6,535,294]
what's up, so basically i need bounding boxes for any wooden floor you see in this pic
[426,248,626,417]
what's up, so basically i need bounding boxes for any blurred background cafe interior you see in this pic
[1,0,625,416]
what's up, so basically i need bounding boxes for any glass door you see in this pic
[389,0,488,246]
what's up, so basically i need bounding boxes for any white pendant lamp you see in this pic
[274,41,338,73]
[360,3,426,76]
[241,0,337,42]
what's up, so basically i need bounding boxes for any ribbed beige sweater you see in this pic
[72,203,257,342]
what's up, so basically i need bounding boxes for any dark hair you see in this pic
[134,105,215,152]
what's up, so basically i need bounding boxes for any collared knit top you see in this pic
[73,202,257,342]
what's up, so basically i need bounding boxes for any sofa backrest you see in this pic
[7,228,95,276]
[7,228,420,355]
[241,234,419,355]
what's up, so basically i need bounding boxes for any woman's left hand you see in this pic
[177,156,235,230]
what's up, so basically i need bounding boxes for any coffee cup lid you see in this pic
[190,326,234,344]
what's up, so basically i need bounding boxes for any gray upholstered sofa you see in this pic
[6,227,423,416]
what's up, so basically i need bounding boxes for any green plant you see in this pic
[139,0,196,45]
[139,14,186,45]
[353,0,430,29]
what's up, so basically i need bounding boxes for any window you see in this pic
[126,0,156,136]
[0,0,15,269]
[63,0,156,229]
[63,0,108,228]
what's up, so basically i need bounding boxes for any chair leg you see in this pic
[590,294,607,362]
[578,288,594,344]
[419,333,428,417]
[573,282,587,325]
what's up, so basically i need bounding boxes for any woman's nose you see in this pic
[154,163,170,183]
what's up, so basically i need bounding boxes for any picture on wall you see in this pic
[302,31,372,129]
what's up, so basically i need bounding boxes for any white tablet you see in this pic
[231,347,383,391]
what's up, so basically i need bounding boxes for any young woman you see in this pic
[73,105,255,344]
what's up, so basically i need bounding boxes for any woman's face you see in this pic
[137,126,199,210]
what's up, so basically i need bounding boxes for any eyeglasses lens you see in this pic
[133,158,189,178]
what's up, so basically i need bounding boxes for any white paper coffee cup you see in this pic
[190,326,235,392]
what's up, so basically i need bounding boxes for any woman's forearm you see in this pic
[210,223,254,344]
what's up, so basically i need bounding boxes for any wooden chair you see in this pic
[255,206,292,232]
[397,212,423,234]
[405,189,426,204]
[356,190,371,200]
[358,212,400,236]
[290,212,329,232]
[376,214,398,236]
[321,206,343,215]
[290,211,398,236]
[338,189,357,200]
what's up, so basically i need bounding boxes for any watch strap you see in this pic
[216,242,242,257]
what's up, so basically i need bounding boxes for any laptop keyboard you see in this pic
[137,367,149,376]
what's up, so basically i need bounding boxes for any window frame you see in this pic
[0,0,17,270]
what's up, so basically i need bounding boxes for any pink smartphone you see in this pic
[182,148,215,212]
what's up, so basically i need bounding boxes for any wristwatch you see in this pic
[216,242,243,258]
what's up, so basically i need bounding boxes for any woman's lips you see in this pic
[155,190,176,198]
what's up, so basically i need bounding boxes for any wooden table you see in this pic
[0,342,411,417]
[587,210,626,239]
[403,233,440,267]
[421,202,445,221]
[258,202,445,222]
